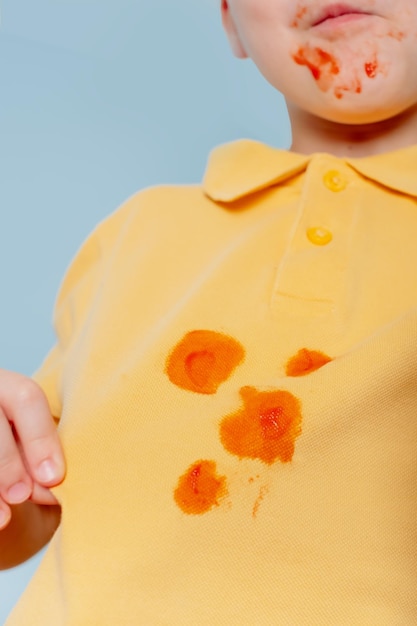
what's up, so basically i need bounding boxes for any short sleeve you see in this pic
[31,225,103,418]
[31,195,137,418]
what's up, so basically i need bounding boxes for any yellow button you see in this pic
[307,227,333,246]
[323,170,347,192]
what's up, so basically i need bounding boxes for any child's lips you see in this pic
[310,4,374,28]
[314,13,372,29]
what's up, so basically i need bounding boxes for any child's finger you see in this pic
[0,370,65,487]
[0,499,11,531]
[30,482,60,506]
[0,407,33,504]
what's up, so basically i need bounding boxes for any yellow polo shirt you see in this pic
[8,141,417,625]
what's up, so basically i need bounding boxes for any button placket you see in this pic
[271,157,357,320]
[304,169,349,247]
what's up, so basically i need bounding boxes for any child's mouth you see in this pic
[312,4,373,28]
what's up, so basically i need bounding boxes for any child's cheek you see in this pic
[290,21,408,102]
[290,0,417,104]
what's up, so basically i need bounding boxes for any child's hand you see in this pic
[0,370,65,530]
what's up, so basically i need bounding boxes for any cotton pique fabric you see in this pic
[8,140,417,625]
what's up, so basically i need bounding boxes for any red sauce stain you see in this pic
[286,348,332,377]
[388,29,405,41]
[219,387,302,465]
[174,460,227,515]
[166,330,245,394]
[365,56,379,78]
[291,5,307,27]
[252,485,269,519]
[334,77,362,99]
[293,46,339,88]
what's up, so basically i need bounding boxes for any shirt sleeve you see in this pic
[31,223,104,418]
[30,186,184,418]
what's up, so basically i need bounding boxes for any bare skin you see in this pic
[0,371,65,568]
[288,101,417,156]
[222,0,417,156]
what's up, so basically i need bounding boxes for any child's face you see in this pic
[222,0,417,125]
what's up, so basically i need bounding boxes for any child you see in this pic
[1,0,417,622]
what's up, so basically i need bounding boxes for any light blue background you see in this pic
[0,1,290,622]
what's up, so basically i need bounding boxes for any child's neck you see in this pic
[288,103,417,158]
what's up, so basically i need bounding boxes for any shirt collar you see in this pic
[202,139,417,202]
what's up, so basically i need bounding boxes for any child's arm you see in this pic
[0,370,65,569]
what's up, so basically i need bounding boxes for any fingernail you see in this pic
[7,482,31,504]
[37,459,59,483]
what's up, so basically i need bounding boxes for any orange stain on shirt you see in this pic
[286,348,332,377]
[166,330,245,394]
[252,484,269,519]
[220,387,302,465]
[174,460,228,515]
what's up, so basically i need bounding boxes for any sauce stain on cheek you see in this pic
[292,45,380,99]
[166,330,245,394]
[363,47,381,80]
[293,45,340,90]
[291,5,308,28]
[364,51,388,79]
[174,460,228,515]
[365,60,378,78]
[388,28,405,41]
[219,386,302,465]
[334,77,362,99]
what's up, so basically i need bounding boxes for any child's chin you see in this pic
[312,97,411,126]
